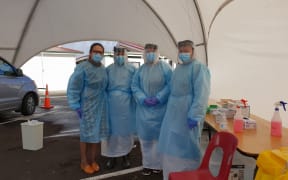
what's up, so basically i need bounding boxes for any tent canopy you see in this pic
[0,0,229,67]
[1,0,288,120]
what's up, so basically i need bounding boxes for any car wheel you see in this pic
[21,93,36,115]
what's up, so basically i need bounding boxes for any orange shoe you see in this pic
[91,162,100,172]
[80,164,95,174]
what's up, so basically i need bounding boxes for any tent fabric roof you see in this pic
[0,0,228,67]
[2,0,288,123]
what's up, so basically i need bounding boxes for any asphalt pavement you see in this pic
[0,95,256,180]
[0,96,162,180]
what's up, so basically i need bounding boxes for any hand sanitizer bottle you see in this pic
[233,105,244,133]
[271,101,287,137]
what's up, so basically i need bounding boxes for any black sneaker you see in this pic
[142,168,152,176]
[122,155,131,169]
[106,158,117,169]
[152,169,162,174]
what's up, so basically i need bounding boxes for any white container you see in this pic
[21,120,44,150]
[220,118,228,130]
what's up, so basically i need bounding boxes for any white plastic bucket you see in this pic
[21,120,44,150]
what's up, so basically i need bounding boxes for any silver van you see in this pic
[0,57,39,115]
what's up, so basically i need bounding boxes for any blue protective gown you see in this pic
[101,63,137,157]
[67,61,109,143]
[131,60,172,141]
[158,59,210,161]
[106,63,136,136]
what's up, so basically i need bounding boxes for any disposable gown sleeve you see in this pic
[187,63,211,123]
[155,62,172,104]
[67,65,85,110]
[131,69,147,104]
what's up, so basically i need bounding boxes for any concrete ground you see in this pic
[0,95,255,180]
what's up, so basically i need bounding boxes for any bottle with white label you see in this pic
[218,112,227,130]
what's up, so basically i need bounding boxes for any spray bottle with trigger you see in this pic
[240,99,248,107]
[271,101,287,137]
[240,98,250,118]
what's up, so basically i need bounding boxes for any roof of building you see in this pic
[45,47,83,54]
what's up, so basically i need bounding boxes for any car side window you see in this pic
[0,59,15,76]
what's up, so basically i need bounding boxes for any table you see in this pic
[205,106,288,158]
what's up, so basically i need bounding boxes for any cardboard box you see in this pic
[240,106,250,118]
[243,118,256,129]
[229,165,245,180]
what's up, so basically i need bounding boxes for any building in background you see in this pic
[21,47,83,91]
[21,41,172,92]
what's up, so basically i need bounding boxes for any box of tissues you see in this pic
[243,118,256,129]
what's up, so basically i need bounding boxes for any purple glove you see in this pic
[144,98,154,106]
[187,118,198,129]
[76,108,82,119]
[150,97,160,105]
[144,97,160,106]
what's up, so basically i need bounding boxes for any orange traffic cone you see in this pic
[41,84,54,109]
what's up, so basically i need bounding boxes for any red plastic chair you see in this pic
[169,132,238,180]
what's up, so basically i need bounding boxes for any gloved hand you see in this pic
[187,118,198,129]
[76,108,82,119]
[150,97,160,105]
[144,98,154,106]
[144,97,160,106]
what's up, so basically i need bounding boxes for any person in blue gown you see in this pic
[158,40,211,180]
[67,43,109,174]
[131,43,172,176]
[101,47,136,169]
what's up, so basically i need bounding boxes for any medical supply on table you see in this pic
[243,117,257,129]
[239,98,250,118]
[271,101,287,137]
[233,105,244,133]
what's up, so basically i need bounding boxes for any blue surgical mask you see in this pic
[92,53,103,63]
[146,52,156,63]
[115,56,125,65]
[178,53,191,63]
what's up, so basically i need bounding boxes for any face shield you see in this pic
[177,40,195,64]
[143,43,159,64]
[114,47,128,66]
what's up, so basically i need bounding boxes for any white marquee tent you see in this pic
[1,0,288,121]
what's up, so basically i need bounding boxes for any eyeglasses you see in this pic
[144,43,158,50]
[177,40,195,48]
[92,50,104,54]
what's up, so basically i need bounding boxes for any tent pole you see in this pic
[193,0,209,65]
[208,0,234,38]
[142,0,178,48]
[12,0,40,66]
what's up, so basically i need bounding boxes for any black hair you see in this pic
[114,46,126,53]
[89,43,105,53]
[144,43,158,50]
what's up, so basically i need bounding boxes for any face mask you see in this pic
[115,56,125,65]
[178,53,191,63]
[146,52,156,63]
[92,53,103,63]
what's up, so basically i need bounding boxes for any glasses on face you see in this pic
[92,50,104,54]
[177,40,195,48]
[144,44,158,50]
